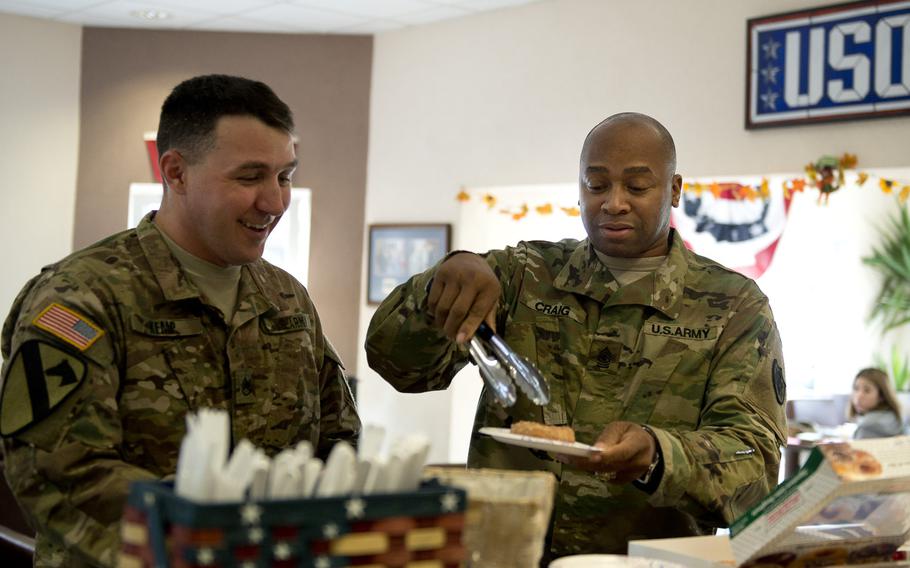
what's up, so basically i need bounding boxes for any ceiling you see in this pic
[0,0,540,34]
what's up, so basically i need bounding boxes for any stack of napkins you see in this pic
[174,410,430,502]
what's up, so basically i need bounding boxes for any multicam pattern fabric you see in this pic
[366,230,787,557]
[0,213,360,567]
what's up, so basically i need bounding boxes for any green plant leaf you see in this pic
[891,345,910,392]
[863,200,910,335]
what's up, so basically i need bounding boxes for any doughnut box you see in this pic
[730,435,910,567]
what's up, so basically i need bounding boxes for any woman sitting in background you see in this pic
[849,368,903,439]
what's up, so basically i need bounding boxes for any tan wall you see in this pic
[75,28,371,366]
[0,13,81,336]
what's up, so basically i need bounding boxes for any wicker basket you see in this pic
[118,480,467,568]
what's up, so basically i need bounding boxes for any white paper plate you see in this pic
[479,427,601,457]
[549,554,686,568]
[796,431,824,442]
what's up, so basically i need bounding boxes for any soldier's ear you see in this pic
[671,174,682,207]
[159,150,189,195]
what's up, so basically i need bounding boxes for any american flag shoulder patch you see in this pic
[32,303,104,351]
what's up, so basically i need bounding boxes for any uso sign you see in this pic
[747,0,910,128]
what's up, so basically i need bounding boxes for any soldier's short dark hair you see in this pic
[156,74,294,163]
[583,112,677,174]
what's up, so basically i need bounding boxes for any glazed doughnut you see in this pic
[820,443,883,479]
[847,542,899,564]
[741,551,796,567]
[510,421,576,443]
[794,546,848,567]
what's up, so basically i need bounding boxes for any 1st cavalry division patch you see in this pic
[0,340,86,436]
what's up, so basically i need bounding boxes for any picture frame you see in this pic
[367,223,451,305]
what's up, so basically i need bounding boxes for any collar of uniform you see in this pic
[552,239,620,304]
[231,263,280,325]
[551,230,689,318]
[137,212,281,319]
[641,230,689,319]
[238,260,292,319]
[136,212,204,303]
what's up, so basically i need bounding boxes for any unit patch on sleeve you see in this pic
[32,302,104,351]
[772,358,786,405]
[0,340,87,436]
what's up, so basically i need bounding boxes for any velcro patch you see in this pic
[32,303,104,351]
[261,313,310,334]
[532,301,573,317]
[131,314,203,337]
[644,323,717,340]
[0,340,86,436]
[773,358,786,405]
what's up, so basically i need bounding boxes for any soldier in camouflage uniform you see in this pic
[366,113,787,559]
[0,75,360,567]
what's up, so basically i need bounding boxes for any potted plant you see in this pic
[874,345,910,418]
[863,201,910,422]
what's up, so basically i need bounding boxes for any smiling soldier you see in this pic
[366,112,786,561]
[0,74,360,567]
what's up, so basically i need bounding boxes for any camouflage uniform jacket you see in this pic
[366,230,787,557]
[0,213,360,567]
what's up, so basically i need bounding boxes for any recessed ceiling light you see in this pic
[130,9,173,21]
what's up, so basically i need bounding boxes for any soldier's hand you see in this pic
[427,252,500,344]
[558,421,656,484]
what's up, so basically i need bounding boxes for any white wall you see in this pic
[357,0,910,462]
[757,170,910,397]
[0,13,81,339]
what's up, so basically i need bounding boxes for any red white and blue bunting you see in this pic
[672,181,791,279]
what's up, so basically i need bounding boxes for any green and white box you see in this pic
[730,436,910,567]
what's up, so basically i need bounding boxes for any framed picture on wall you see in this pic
[367,223,451,304]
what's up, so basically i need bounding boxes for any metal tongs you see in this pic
[468,322,550,407]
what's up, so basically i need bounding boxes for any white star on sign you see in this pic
[143,492,156,506]
[322,523,340,538]
[274,542,292,560]
[241,503,263,525]
[315,556,332,568]
[440,492,460,512]
[345,497,366,519]
[760,65,780,84]
[248,527,264,543]
[761,38,781,60]
[197,547,215,565]
[760,89,780,111]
